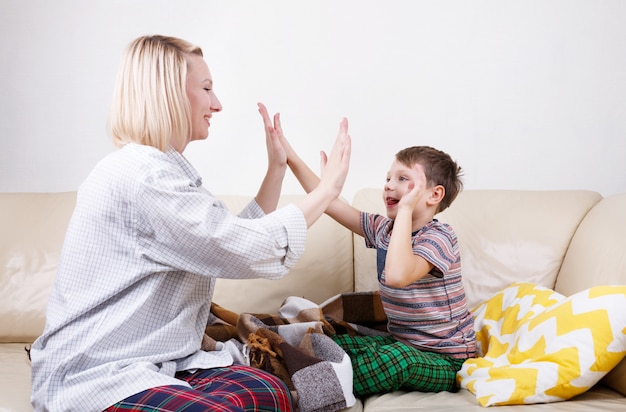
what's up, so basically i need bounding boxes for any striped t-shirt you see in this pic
[361,212,476,359]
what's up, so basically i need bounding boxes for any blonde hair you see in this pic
[108,35,203,151]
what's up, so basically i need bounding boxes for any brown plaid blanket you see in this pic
[204,291,389,412]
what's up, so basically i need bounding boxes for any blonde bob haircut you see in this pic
[108,35,203,152]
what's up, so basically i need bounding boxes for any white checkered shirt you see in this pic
[30,143,306,411]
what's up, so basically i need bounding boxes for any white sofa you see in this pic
[1,189,625,411]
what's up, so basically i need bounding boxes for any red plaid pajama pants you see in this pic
[103,365,293,412]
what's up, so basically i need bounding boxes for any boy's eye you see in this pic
[203,88,212,92]
[399,176,408,182]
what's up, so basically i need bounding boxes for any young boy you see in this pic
[258,104,476,396]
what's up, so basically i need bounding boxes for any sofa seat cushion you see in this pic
[362,385,626,411]
[0,343,35,411]
[457,282,626,406]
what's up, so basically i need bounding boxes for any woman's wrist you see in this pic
[266,162,287,178]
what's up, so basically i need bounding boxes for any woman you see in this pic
[30,34,351,412]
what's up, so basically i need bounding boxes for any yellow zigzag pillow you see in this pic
[457,282,626,406]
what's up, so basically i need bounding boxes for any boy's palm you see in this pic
[398,164,427,210]
[318,119,351,199]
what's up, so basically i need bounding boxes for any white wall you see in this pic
[1,0,625,202]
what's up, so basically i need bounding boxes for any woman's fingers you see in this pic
[257,102,272,129]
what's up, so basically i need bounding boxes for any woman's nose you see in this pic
[211,92,222,112]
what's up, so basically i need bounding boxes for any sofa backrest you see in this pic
[554,192,626,294]
[0,192,355,343]
[0,192,77,343]
[212,195,355,314]
[352,188,603,310]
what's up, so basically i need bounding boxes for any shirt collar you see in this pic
[165,147,203,188]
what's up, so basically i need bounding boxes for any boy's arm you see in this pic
[383,170,434,288]
[258,103,363,236]
[284,140,363,236]
[384,204,434,288]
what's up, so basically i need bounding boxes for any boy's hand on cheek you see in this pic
[399,164,426,210]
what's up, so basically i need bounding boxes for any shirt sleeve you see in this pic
[361,211,392,249]
[237,197,266,219]
[413,224,457,277]
[134,171,307,280]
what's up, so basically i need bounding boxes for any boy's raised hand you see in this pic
[318,118,351,199]
[398,163,427,211]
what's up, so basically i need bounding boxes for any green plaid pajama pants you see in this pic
[332,334,466,396]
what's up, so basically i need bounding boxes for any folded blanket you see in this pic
[320,291,389,337]
[205,292,389,412]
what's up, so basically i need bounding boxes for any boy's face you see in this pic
[383,159,429,220]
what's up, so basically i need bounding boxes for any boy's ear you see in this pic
[428,185,445,205]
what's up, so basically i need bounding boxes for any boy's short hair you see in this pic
[108,35,203,152]
[395,146,463,213]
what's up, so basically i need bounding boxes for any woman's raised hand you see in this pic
[257,103,287,172]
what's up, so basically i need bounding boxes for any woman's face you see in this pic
[182,53,222,151]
